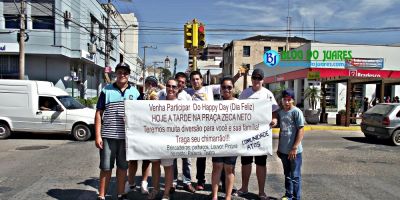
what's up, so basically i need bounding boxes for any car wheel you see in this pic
[391,130,400,146]
[72,124,91,141]
[0,122,11,139]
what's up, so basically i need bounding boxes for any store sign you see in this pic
[80,50,95,62]
[349,69,382,78]
[345,58,384,69]
[307,71,320,80]
[0,43,19,52]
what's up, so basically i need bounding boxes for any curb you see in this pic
[272,125,361,134]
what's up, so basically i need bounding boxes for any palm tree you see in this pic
[304,86,321,110]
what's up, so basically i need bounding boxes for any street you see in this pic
[0,130,399,200]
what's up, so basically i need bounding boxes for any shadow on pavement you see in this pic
[9,131,74,140]
[47,189,97,200]
[342,136,390,145]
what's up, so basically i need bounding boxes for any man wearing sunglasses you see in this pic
[95,63,140,200]
[237,68,278,200]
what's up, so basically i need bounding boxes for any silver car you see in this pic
[361,103,400,146]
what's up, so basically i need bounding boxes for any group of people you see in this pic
[95,62,305,200]
[365,96,400,111]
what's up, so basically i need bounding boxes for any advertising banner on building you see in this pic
[125,99,272,160]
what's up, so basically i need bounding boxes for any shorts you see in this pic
[241,155,268,166]
[212,156,237,166]
[161,159,174,167]
[99,138,128,170]
[149,159,174,167]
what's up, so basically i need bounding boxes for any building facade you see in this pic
[0,0,140,98]
[255,42,400,117]
[222,35,310,91]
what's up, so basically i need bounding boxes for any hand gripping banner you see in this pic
[125,99,272,160]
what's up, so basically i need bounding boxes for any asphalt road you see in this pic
[0,131,399,200]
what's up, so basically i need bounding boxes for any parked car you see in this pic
[361,103,400,146]
[0,80,95,141]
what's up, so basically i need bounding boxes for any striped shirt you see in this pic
[96,83,140,139]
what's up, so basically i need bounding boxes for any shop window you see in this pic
[0,55,19,79]
[32,16,55,29]
[264,46,271,53]
[243,46,250,57]
[4,14,26,29]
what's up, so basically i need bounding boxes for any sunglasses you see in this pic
[166,84,178,89]
[251,76,263,81]
[221,85,233,90]
[117,71,130,76]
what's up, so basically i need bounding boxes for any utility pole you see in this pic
[104,0,112,83]
[141,45,156,85]
[19,0,26,80]
[285,0,291,51]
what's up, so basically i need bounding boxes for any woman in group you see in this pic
[211,77,237,200]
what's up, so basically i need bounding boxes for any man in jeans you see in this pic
[95,63,140,200]
[277,89,304,200]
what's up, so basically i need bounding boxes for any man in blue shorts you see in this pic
[95,63,140,200]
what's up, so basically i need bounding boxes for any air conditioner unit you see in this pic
[88,44,97,54]
[64,11,72,21]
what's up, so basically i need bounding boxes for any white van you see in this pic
[0,80,95,141]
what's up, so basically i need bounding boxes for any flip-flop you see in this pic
[237,189,248,196]
[259,193,270,200]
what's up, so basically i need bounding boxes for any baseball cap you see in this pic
[282,89,295,100]
[252,69,264,78]
[115,62,131,73]
[145,76,158,85]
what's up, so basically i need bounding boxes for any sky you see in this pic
[107,0,400,73]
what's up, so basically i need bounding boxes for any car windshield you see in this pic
[365,104,395,115]
[57,96,86,109]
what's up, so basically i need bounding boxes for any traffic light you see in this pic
[184,23,198,49]
[184,24,192,49]
[198,24,206,49]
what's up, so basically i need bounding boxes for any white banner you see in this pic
[125,99,272,160]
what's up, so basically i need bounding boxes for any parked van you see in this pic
[0,80,95,141]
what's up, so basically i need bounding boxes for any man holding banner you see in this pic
[237,69,278,200]
[95,63,140,200]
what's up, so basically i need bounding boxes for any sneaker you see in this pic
[141,181,149,194]
[281,196,290,200]
[195,183,204,191]
[231,188,238,196]
[97,196,105,200]
[129,184,137,192]
[125,181,136,193]
[147,189,159,200]
[117,194,128,200]
[184,184,196,193]
[169,186,175,194]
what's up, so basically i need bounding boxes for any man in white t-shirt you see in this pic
[237,69,278,200]
[186,70,241,190]
[186,71,220,190]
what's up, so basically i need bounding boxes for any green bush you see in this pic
[75,96,99,107]
[338,109,346,115]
